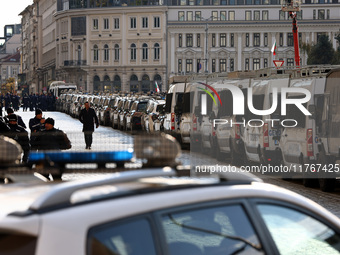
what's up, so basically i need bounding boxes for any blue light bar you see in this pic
[29,150,133,163]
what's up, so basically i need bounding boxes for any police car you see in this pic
[0,134,340,255]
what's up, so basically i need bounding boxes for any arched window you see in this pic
[104,44,109,61]
[114,75,121,91]
[131,43,136,60]
[114,44,120,61]
[154,74,162,92]
[154,43,160,60]
[103,75,111,92]
[93,75,100,92]
[142,43,148,60]
[93,45,99,61]
[130,74,139,92]
[141,74,150,93]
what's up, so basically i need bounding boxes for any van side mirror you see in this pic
[308,105,316,119]
[194,106,201,116]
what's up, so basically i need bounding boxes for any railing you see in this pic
[64,60,87,66]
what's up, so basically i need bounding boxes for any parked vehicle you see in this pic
[242,77,290,165]
[112,98,126,129]
[126,98,150,131]
[104,96,119,126]
[119,99,134,130]
[49,81,77,98]
[1,135,340,255]
[143,99,166,133]
[316,68,340,192]
[280,77,326,186]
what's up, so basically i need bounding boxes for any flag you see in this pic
[155,81,160,93]
[271,41,277,56]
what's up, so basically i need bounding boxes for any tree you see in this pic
[307,35,335,65]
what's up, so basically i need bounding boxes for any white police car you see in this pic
[0,135,340,255]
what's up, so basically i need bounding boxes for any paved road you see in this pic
[12,109,340,218]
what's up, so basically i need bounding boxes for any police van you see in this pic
[211,79,250,163]
[280,77,326,186]
[49,81,77,98]
[243,77,290,164]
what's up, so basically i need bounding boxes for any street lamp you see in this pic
[201,16,214,73]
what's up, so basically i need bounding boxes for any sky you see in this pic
[0,0,33,38]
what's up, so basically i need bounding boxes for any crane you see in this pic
[281,0,301,67]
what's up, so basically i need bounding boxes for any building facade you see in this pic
[20,0,340,93]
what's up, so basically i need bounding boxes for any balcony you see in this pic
[63,60,87,66]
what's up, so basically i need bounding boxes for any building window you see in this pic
[220,11,226,20]
[142,17,148,28]
[195,11,201,21]
[264,58,268,68]
[264,33,268,46]
[178,11,185,21]
[246,33,249,47]
[114,18,119,29]
[245,11,252,20]
[93,19,98,30]
[299,32,302,45]
[197,34,201,47]
[178,59,182,73]
[279,33,283,46]
[297,10,302,20]
[114,44,119,61]
[253,58,260,70]
[254,11,260,20]
[186,59,193,73]
[279,10,285,20]
[142,43,148,60]
[103,18,109,30]
[287,58,294,66]
[229,11,235,20]
[179,34,182,47]
[219,59,227,72]
[93,44,98,61]
[154,43,160,60]
[104,44,109,61]
[212,59,216,72]
[254,33,260,47]
[130,17,136,29]
[287,33,294,46]
[220,33,226,47]
[230,58,234,71]
[154,17,160,28]
[131,43,136,60]
[212,33,216,47]
[245,58,249,70]
[187,11,193,21]
[318,9,325,19]
[327,9,330,19]
[212,11,218,20]
[186,34,193,47]
[313,10,316,20]
[262,10,268,20]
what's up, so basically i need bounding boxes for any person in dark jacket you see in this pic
[6,114,30,162]
[0,116,10,135]
[5,108,26,129]
[79,101,99,150]
[29,108,45,150]
[22,93,30,111]
[35,117,71,151]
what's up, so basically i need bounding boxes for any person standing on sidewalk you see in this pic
[79,101,99,150]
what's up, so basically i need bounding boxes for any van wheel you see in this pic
[301,156,319,188]
[318,150,336,192]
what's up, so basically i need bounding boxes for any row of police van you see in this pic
[163,65,340,192]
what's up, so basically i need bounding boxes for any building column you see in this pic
[170,33,175,73]
[237,33,242,71]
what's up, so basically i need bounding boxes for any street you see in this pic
[15,109,340,218]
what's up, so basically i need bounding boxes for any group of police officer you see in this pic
[0,92,56,116]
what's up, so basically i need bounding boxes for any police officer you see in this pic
[29,108,45,150]
[6,114,30,163]
[79,101,99,150]
[5,108,26,129]
[22,93,30,111]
